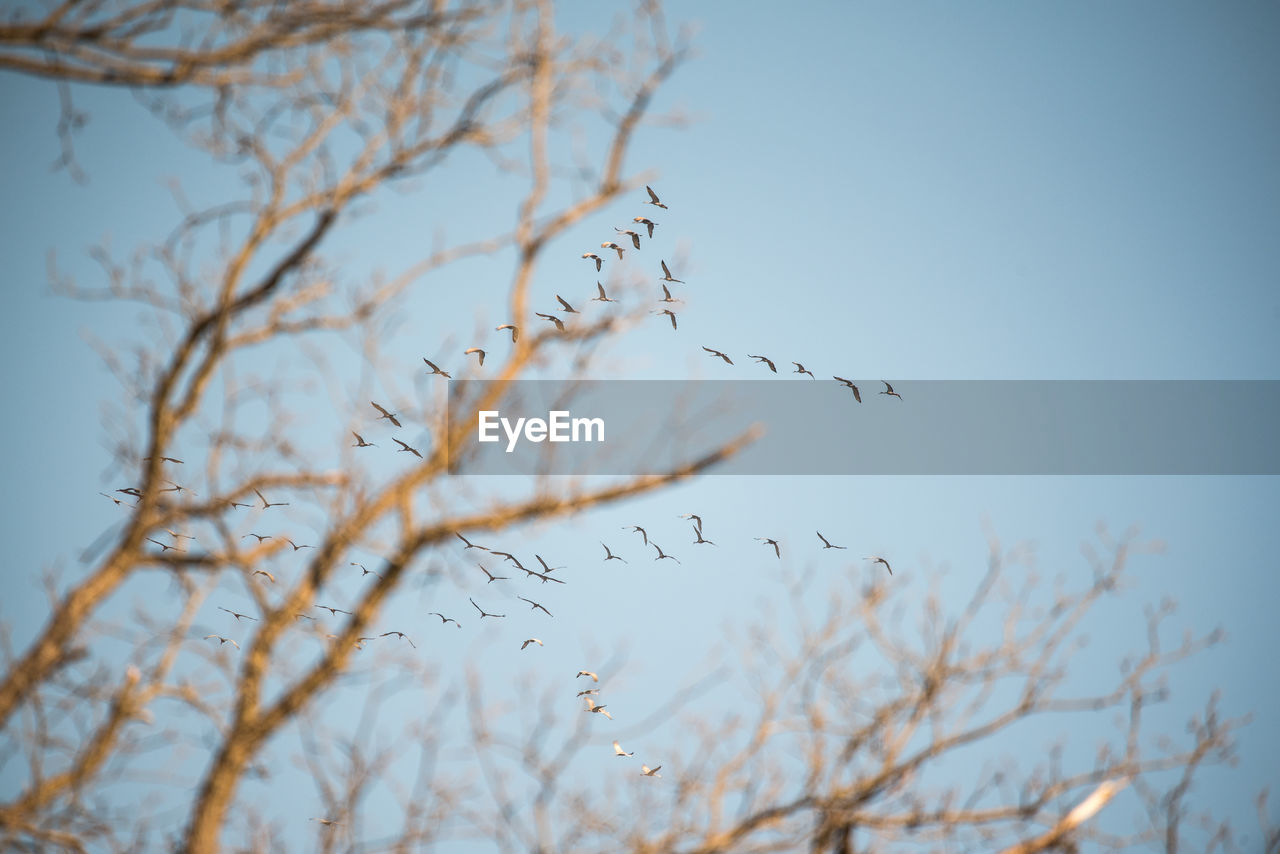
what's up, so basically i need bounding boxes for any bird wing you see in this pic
[647,185,660,203]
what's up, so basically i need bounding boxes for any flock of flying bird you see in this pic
[101,183,899,799]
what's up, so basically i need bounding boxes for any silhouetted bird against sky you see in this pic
[659,259,683,283]
[219,606,258,622]
[652,542,681,564]
[255,489,289,508]
[834,377,862,402]
[633,216,657,238]
[456,532,487,550]
[393,438,423,459]
[464,348,486,366]
[592,282,616,303]
[644,185,668,209]
[583,252,603,271]
[702,346,733,365]
[470,597,505,619]
[371,401,401,427]
[749,354,777,373]
[880,381,902,399]
[867,556,894,575]
[817,531,847,550]
[793,362,815,378]
[518,596,553,617]
[536,312,565,331]
[496,323,519,342]
[422,357,451,378]
[756,537,781,559]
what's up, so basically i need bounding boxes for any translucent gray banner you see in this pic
[446,381,1280,475]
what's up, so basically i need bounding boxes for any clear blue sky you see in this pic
[1,1,1277,848]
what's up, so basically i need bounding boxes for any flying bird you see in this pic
[584,696,612,719]
[633,216,657,238]
[582,252,603,271]
[496,323,519,342]
[143,456,184,464]
[469,597,505,619]
[577,688,599,697]
[833,377,862,402]
[283,538,313,551]
[880,381,903,399]
[702,346,733,365]
[371,401,402,427]
[488,550,524,570]
[613,740,633,757]
[254,489,289,508]
[866,556,894,576]
[351,562,382,579]
[601,542,627,563]
[218,606,258,622]
[535,554,564,574]
[756,537,781,559]
[352,432,375,447]
[652,542,681,564]
[644,185,668,209]
[315,604,352,616]
[99,492,129,506]
[477,563,508,584]
[655,309,677,330]
[793,362,815,379]
[641,765,662,777]
[251,569,276,583]
[615,227,642,249]
[422,357,451,378]
[659,260,683,283]
[380,631,416,648]
[555,294,579,314]
[204,635,239,649]
[521,638,544,650]
[659,283,681,303]
[592,282,616,303]
[456,532,487,551]
[680,513,703,533]
[146,537,176,552]
[577,670,599,682]
[393,438,423,459]
[525,568,566,585]
[692,525,716,546]
[428,612,461,628]
[464,347,486,366]
[749,354,777,373]
[601,241,625,260]
[518,596,553,617]
[816,531,847,550]
[625,525,649,546]
[536,312,565,331]
[311,818,341,827]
